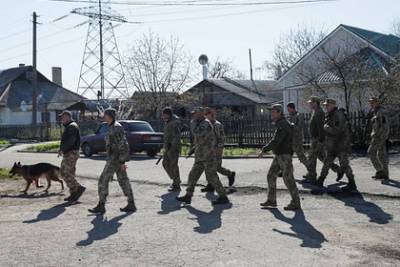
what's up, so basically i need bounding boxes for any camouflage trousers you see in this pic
[367,138,389,176]
[162,148,181,185]
[266,154,300,204]
[216,152,234,177]
[98,160,134,204]
[293,140,308,168]
[307,139,340,179]
[60,150,80,192]
[320,150,355,183]
[186,159,227,197]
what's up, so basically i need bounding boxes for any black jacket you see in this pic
[60,121,80,153]
[262,117,293,155]
[309,106,325,142]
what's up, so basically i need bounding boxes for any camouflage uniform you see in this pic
[287,111,308,167]
[214,120,234,177]
[186,118,227,197]
[367,106,390,177]
[307,106,340,180]
[319,107,355,184]
[162,115,182,186]
[98,121,134,204]
[262,116,300,205]
[59,121,81,192]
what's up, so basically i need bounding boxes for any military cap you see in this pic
[307,96,321,104]
[368,97,380,103]
[287,102,296,109]
[191,107,204,114]
[58,110,72,117]
[268,104,283,113]
[104,108,117,120]
[323,98,336,105]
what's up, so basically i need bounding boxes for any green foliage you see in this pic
[179,144,261,157]
[0,168,21,180]
[0,139,10,145]
[26,141,60,153]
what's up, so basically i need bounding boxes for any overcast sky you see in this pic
[0,0,399,97]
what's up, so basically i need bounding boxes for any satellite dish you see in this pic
[198,54,208,65]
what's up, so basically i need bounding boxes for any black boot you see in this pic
[260,200,277,208]
[212,196,230,205]
[336,169,345,182]
[228,172,236,187]
[120,201,137,213]
[201,184,215,193]
[176,194,192,205]
[168,183,181,192]
[315,177,325,187]
[342,182,357,192]
[88,202,105,214]
[284,201,301,211]
[375,171,389,180]
[69,185,86,202]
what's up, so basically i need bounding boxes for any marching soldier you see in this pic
[58,110,86,202]
[286,102,308,169]
[303,96,342,183]
[89,108,136,214]
[161,107,182,192]
[259,104,301,211]
[315,99,357,192]
[367,97,390,180]
[176,107,230,205]
[201,107,235,193]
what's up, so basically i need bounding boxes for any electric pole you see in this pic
[32,12,38,126]
[98,0,105,99]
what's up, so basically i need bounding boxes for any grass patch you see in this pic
[0,168,21,180]
[25,141,60,153]
[179,145,263,157]
[0,139,10,145]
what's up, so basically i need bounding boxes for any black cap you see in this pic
[104,108,116,120]
[287,102,296,109]
[59,110,72,117]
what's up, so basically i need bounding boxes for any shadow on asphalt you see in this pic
[85,154,157,162]
[158,191,182,215]
[22,202,74,223]
[76,213,132,246]
[267,209,327,249]
[185,203,233,234]
[381,179,400,189]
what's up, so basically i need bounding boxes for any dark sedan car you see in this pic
[80,120,163,158]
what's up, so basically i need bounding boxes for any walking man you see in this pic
[89,108,136,214]
[315,99,357,192]
[176,107,230,206]
[201,107,235,192]
[286,102,308,169]
[304,96,342,183]
[161,107,182,192]
[367,97,390,180]
[259,104,301,211]
[58,110,85,202]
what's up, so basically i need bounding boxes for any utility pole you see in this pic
[98,0,105,99]
[32,12,38,127]
[248,48,254,81]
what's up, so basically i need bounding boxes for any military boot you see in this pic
[336,169,345,182]
[201,184,214,193]
[374,171,389,180]
[228,172,236,187]
[69,185,86,202]
[342,182,357,192]
[315,177,325,187]
[212,196,230,205]
[88,202,106,214]
[176,194,192,205]
[283,201,301,211]
[120,201,137,213]
[260,200,277,208]
[168,183,181,192]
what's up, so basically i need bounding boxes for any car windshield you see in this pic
[128,122,154,132]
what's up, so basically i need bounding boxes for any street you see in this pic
[0,145,399,266]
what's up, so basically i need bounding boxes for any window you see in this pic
[128,122,154,132]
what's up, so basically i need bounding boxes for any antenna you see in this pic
[199,54,209,80]
[73,0,130,99]
[249,48,254,81]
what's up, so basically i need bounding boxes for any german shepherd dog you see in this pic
[9,162,64,194]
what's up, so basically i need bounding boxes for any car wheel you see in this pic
[146,149,157,158]
[82,143,93,157]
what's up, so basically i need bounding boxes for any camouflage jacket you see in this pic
[213,120,225,149]
[323,107,347,152]
[287,111,304,142]
[370,106,390,141]
[262,116,293,155]
[106,121,130,163]
[60,121,80,154]
[191,118,217,162]
[309,106,325,143]
[163,115,182,151]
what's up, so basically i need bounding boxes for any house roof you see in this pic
[187,78,282,105]
[0,66,84,111]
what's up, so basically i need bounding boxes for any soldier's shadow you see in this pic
[158,192,182,215]
[23,202,73,223]
[76,213,131,246]
[381,178,400,189]
[267,209,327,249]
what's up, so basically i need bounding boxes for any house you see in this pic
[277,24,400,113]
[184,78,282,117]
[0,65,84,125]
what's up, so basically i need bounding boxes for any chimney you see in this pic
[52,67,62,86]
[19,63,25,68]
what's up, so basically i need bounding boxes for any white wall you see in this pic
[0,108,57,125]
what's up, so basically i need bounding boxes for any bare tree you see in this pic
[266,24,327,79]
[124,31,193,118]
[208,58,246,79]
[391,17,400,37]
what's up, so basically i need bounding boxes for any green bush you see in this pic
[26,141,60,153]
[0,168,21,180]
[0,139,10,145]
